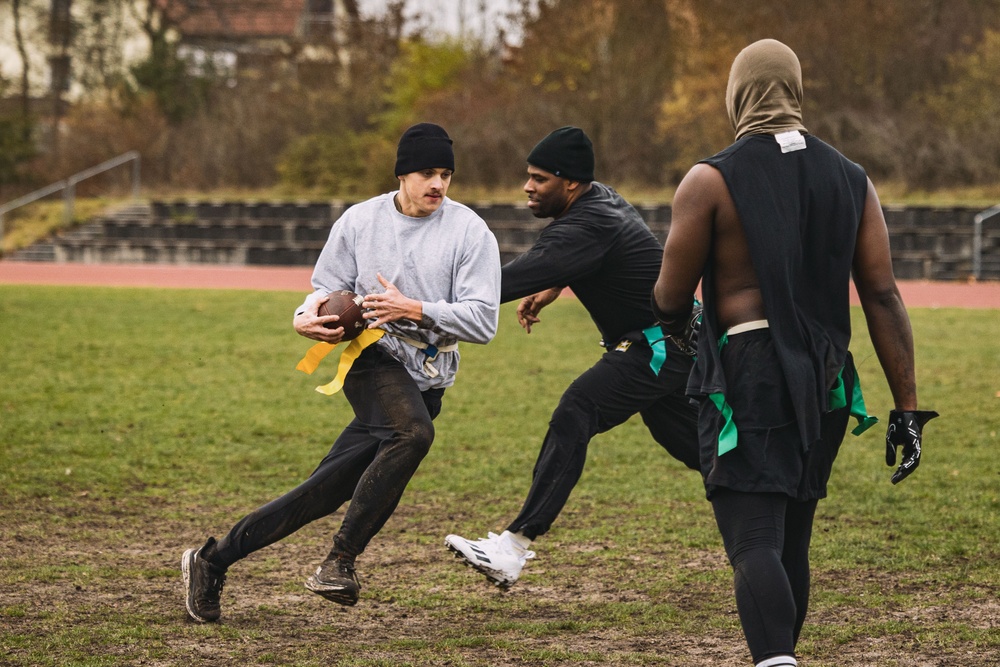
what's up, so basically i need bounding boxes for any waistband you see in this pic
[726,319,769,336]
[386,332,459,378]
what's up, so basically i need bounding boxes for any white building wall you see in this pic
[0,0,151,102]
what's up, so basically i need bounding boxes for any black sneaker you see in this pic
[304,557,361,606]
[181,537,227,623]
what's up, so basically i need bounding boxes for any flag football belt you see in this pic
[386,332,458,379]
[604,324,671,375]
[708,319,877,456]
[296,330,458,395]
[641,323,668,375]
[726,319,769,335]
[296,329,385,396]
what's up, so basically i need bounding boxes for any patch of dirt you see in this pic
[4,501,997,667]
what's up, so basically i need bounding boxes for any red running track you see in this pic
[0,261,998,309]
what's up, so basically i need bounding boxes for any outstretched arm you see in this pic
[516,287,563,333]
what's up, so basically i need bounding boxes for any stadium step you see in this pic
[5,199,998,281]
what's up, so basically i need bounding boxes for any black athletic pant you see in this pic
[210,346,443,568]
[711,490,817,663]
[507,333,699,540]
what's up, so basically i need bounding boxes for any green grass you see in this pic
[0,286,998,666]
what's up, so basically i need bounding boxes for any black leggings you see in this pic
[507,335,699,540]
[711,489,818,663]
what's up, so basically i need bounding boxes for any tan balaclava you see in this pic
[725,39,807,140]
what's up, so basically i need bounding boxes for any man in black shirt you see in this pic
[445,127,700,588]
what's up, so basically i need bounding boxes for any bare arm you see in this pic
[653,164,719,317]
[852,178,917,411]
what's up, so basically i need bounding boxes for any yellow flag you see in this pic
[296,329,385,396]
[296,342,337,374]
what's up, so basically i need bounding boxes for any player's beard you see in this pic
[529,192,568,219]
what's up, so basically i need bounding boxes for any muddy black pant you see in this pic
[507,332,699,540]
[211,346,444,568]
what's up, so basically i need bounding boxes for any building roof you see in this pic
[158,0,309,39]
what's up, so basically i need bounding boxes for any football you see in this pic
[318,290,366,340]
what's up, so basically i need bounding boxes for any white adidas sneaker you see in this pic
[445,530,535,589]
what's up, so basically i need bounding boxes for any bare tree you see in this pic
[11,0,32,128]
[72,0,131,95]
[47,0,72,158]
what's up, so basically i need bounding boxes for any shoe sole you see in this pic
[445,540,516,590]
[181,548,218,623]
[304,575,359,606]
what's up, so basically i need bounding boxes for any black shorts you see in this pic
[698,328,851,501]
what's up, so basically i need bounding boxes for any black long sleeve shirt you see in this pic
[501,182,663,344]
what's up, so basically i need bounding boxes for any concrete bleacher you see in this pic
[9,199,999,281]
[881,204,999,281]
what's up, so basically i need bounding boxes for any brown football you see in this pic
[318,290,366,340]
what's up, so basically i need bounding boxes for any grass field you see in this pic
[1,286,998,666]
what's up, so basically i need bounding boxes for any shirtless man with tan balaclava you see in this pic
[652,39,936,667]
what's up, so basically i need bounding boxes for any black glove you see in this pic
[667,303,703,358]
[885,409,938,485]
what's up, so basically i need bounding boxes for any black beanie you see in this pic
[526,126,594,182]
[394,123,455,176]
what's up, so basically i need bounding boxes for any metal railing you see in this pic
[973,204,1000,280]
[0,150,140,250]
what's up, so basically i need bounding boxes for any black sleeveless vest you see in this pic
[690,133,869,450]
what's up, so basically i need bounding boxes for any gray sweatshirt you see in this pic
[297,192,501,390]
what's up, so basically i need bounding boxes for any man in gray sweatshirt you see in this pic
[181,123,501,621]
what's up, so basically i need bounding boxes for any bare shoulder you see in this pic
[676,163,727,199]
[672,162,735,227]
